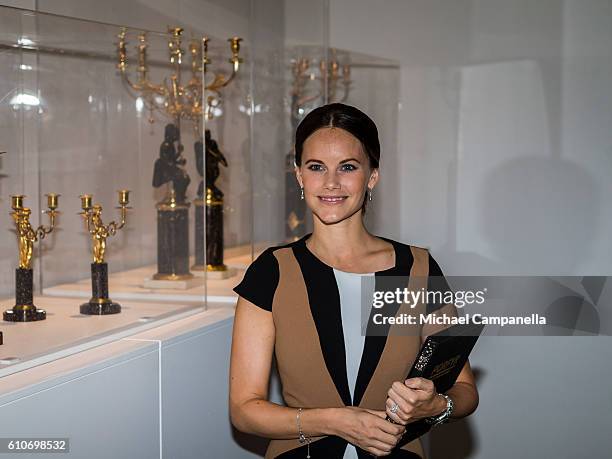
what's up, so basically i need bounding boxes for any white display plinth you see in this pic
[0,295,202,378]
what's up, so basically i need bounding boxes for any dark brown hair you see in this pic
[294,103,380,169]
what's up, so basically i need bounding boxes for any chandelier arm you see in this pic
[297,93,321,107]
[205,67,238,92]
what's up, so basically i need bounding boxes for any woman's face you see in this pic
[296,127,378,225]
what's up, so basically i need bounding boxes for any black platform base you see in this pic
[206,198,225,268]
[4,268,46,321]
[3,307,46,322]
[156,203,191,278]
[80,301,121,315]
[80,263,121,315]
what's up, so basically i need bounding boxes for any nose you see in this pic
[323,170,341,190]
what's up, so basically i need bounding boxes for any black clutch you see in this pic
[394,321,485,443]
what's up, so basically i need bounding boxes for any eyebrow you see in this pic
[304,157,362,165]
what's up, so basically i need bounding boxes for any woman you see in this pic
[230,103,478,458]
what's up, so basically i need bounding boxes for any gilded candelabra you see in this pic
[289,51,352,123]
[3,193,59,322]
[117,26,243,135]
[78,190,131,315]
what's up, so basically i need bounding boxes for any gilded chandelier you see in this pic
[290,50,352,122]
[116,26,242,134]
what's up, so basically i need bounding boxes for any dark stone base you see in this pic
[4,307,46,322]
[91,262,109,300]
[195,200,205,267]
[16,267,33,307]
[81,263,121,315]
[206,199,224,268]
[80,301,121,315]
[157,204,191,277]
[3,268,46,322]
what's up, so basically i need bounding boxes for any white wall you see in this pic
[329,1,612,458]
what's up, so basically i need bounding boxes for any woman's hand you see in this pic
[333,406,406,456]
[385,377,447,425]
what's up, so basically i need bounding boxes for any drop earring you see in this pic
[300,187,304,200]
[368,188,373,201]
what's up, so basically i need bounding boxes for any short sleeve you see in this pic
[232,248,279,312]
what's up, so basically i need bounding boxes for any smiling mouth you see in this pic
[318,196,348,204]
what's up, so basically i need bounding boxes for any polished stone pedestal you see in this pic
[80,262,121,315]
[154,202,193,281]
[3,268,46,322]
[192,193,228,275]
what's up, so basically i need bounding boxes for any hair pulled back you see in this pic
[294,103,380,169]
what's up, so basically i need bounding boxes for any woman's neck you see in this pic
[307,214,377,264]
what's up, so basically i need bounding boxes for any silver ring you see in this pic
[390,402,400,414]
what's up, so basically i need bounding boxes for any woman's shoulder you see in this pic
[378,235,430,258]
[378,234,427,250]
[251,238,300,264]
[377,235,443,273]
[233,243,292,311]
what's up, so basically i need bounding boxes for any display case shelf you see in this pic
[0,295,202,378]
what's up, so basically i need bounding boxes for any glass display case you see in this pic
[0,5,233,376]
[0,1,399,378]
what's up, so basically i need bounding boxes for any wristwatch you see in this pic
[425,394,454,427]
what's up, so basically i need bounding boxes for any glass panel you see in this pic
[0,6,205,376]
[340,51,400,239]
[0,7,27,301]
[195,0,252,303]
[276,0,330,245]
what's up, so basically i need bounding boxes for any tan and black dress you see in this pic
[233,233,456,459]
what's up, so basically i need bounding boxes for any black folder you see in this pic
[395,322,485,443]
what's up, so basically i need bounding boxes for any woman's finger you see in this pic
[388,387,414,414]
[364,408,388,419]
[366,438,396,456]
[404,377,434,391]
[386,398,407,425]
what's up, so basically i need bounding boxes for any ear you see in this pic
[294,165,304,188]
[368,167,380,190]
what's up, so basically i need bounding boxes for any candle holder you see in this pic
[78,190,131,315]
[3,194,60,322]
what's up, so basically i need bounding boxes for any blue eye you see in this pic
[341,164,357,171]
[307,164,324,171]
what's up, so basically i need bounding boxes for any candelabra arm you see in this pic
[205,37,242,92]
[119,70,139,93]
[35,210,58,239]
[204,69,238,92]
[79,211,96,236]
[108,205,130,234]
[297,93,322,108]
[339,83,351,103]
